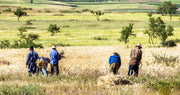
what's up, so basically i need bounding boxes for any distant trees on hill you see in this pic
[53,0,121,2]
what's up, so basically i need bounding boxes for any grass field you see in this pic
[0,0,180,95]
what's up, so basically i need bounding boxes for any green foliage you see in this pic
[14,8,27,21]
[152,53,179,66]
[3,8,11,12]
[163,40,177,47]
[120,23,135,44]
[156,1,177,21]
[147,11,153,17]
[145,17,174,44]
[90,10,104,21]
[93,37,107,40]
[0,84,42,95]
[47,24,60,36]
[26,20,33,25]
[147,80,173,95]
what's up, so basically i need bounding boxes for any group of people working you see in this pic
[25,44,142,77]
[109,44,142,77]
[25,45,61,77]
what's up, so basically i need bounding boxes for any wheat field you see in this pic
[0,44,180,94]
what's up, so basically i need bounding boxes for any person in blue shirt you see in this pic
[26,46,39,76]
[50,45,61,75]
[109,52,121,74]
[36,57,50,77]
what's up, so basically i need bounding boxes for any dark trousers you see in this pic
[51,64,59,75]
[128,65,139,77]
[110,62,120,74]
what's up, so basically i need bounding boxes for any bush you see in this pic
[26,20,33,25]
[3,8,11,12]
[45,10,51,13]
[152,53,179,66]
[82,9,90,12]
[93,37,107,40]
[59,10,81,13]
[22,7,32,10]
[1,85,20,95]
[163,40,177,47]
[38,10,41,13]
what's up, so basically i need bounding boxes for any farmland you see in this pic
[0,0,180,95]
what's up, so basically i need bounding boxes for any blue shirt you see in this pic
[109,55,121,66]
[50,49,61,64]
[25,51,39,65]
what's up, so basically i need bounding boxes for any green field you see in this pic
[0,0,180,47]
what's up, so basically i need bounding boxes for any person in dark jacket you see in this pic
[128,44,142,77]
[50,45,61,75]
[25,46,39,76]
[109,52,121,74]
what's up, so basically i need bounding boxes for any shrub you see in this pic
[26,20,33,25]
[163,40,177,47]
[59,10,81,13]
[1,85,20,95]
[53,14,64,16]
[38,10,41,12]
[45,10,51,13]
[82,9,90,12]
[93,37,107,40]
[62,25,70,28]
[152,53,179,66]
[21,84,42,95]
[3,8,11,12]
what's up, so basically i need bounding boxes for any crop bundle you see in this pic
[97,74,132,87]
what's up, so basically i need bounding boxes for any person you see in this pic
[128,44,142,77]
[109,52,121,74]
[36,57,50,77]
[50,45,61,75]
[25,46,39,76]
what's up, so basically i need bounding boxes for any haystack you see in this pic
[97,73,132,87]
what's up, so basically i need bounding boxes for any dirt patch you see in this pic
[128,0,160,2]
[138,5,156,9]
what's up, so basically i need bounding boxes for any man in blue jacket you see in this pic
[109,52,121,74]
[26,46,39,76]
[50,45,61,75]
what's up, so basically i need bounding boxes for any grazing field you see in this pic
[0,0,180,95]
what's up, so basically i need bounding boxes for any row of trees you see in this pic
[120,16,174,45]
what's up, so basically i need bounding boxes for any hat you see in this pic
[29,46,34,50]
[136,44,142,48]
[52,45,56,49]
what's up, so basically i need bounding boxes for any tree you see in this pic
[90,10,104,21]
[156,1,177,21]
[145,17,174,44]
[47,24,60,36]
[14,8,27,22]
[31,0,33,3]
[120,23,136,44]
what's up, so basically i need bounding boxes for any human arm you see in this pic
[25,53,30,66]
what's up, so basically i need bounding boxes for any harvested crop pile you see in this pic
[97,74,132,87]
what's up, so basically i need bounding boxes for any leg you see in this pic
[36,68,39,76]
[109,63,115,74]
[42,68,47,77]
[128,65,134,76]
[51,64,54,75]
[28,71,32,77]
[54,64,59,75]
[114,63,120,74]
[134,65,139,77]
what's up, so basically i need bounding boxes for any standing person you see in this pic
[128,44,142,77]
[26,46,39,76]
[50,45,61,75]
[109,52,121,74]
[36,57,50,77]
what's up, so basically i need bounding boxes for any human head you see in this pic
[52,45,56,50]
[114,52,120,57]
[136,44,142,49]
[29,46,34,51]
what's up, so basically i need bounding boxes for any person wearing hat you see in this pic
[25,46,39,76]
[49,45,61,75]
[128,44,142,77]
[109,52,121,74]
